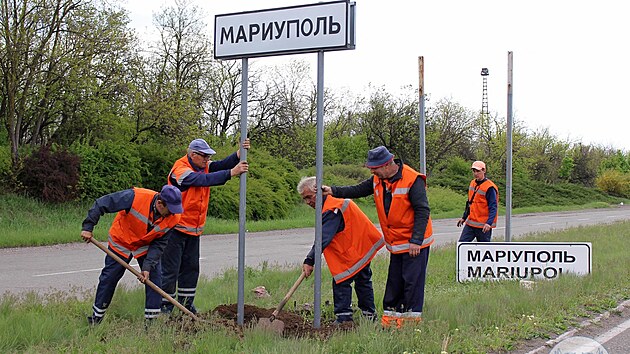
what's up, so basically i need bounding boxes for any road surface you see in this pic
[1,206,628,297]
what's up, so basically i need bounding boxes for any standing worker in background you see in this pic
[322,146,433,328]
[298,176,384,324]
[81,185,183,325]
[161,138,249,314]
[456,161,499,242]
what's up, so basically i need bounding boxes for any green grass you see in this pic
[1,221,629,353]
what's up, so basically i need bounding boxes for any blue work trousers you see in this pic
[160,230,200,312]
[382,246,430,313]
[459,225,492,242]
[332,263,376,322]
[92,246,162,320]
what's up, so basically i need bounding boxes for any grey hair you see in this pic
[297,176,317,194]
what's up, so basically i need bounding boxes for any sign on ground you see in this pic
[456,242,592,282]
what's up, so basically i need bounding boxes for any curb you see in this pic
[525,298,630,354]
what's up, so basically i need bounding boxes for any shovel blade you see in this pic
[257,317,285,335]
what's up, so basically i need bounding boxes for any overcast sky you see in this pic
[124,0,630,151]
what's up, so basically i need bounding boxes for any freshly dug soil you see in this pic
[165,303,355,339]
[211,303,354,338]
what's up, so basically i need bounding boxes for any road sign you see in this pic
[214,1,355,59]
[457,242,592,282]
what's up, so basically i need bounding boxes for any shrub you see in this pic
[596,170,630,198]
[207,148,301,220]
[137,142,185,192]
[0,144,11,186]
[70,140,143,200]
[16,145,80,203]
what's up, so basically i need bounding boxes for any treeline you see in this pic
[1,0,629,219]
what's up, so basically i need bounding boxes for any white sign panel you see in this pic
[457,242,592,282]
[214,1,355,59]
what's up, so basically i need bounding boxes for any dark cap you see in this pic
[366,146,394,168]
[188,138,216,155]
[160,185,183,214]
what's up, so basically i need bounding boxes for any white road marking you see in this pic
[576,218,590,221]
[35,260,140,277]
[595,317,630,344]
[34,268,103,277]
[533,222,555,225]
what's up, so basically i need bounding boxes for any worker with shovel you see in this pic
[81,185,183,325]
[298,176,384,324]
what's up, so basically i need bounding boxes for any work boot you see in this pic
[185,304,198,314]
[161,304,173,315]
[87,315,103,326]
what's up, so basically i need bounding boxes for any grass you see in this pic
[1,221,629,353]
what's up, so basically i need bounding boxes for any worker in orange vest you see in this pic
[161,138,249,315]
[81,185,183,325]
[323,146,433,328]
[298,176,384,324]
[456,160,499,242]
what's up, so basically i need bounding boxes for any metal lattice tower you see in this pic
[480,68,489,119]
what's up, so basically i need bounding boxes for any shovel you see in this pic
[257,271,307,334]
[88,237,202,322]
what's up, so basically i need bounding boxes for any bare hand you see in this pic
[321,185,332,196]
[138,271,149,283]
[409,243,422,257]
[302,264,314,278]
[457,218,465,227]
[81,230,93,243]
[237,138,250,158]
[482,224,491,233]
[230,161,249,177]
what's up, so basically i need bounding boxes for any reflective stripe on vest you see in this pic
[373,165,433,254]
[333,237,385,283]
[323,197,384,284]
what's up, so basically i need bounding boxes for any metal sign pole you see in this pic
[505,51,513,242]
[313,50,325,329]
[418,56,426,174]
[237,58,248,325]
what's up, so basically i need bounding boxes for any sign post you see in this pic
[215,1,356,328]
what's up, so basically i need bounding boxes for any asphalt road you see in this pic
[1,206,628,297]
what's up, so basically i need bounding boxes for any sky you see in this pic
[123,0,630,151]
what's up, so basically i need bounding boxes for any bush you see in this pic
[207,148,301,220]
[16,145,80,203]
[70,140,143,200]
[596,170,630,198]
[137,142,185,192]
[0,144,11,186]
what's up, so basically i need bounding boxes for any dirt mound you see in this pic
[210,303,354,338]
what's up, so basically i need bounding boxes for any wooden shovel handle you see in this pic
[88,238,202,322]
[271,271,307,319]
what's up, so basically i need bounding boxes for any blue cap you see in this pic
[160,185,183,214]
[188,138,216,155]
[366,146,394,168]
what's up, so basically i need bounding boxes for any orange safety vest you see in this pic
[465,179,499,228]
[322,197,385,284]
[168,155,210,236]
[108,188,181,259]
[373,164,433,254]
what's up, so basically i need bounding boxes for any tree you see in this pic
[0,0,136,166]
[356,85,419,168]
[425,98,476,170]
